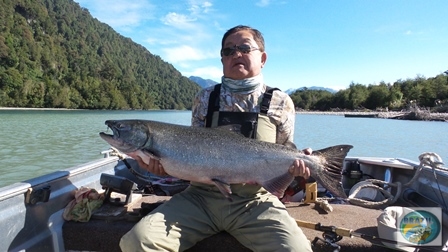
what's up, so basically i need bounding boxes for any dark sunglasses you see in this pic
[220,44,260,57]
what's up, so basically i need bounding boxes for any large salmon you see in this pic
[99,120,352,199]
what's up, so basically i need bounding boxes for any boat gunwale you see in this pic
[0,156,118,201]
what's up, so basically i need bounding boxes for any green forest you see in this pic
[0,0,447,111]
[290,74,448,112]
[0,0,201,110]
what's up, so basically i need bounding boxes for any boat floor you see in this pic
[63,194,397,252]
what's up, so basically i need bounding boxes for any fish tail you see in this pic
[312,144,353,198]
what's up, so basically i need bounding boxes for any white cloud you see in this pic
[75,0,156,28]
[256,0,271,7]
[202,1,213,12]
[163,45,216,63]
[188,1,213,15]
[161,12,197,28]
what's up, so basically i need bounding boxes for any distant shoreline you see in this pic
[0,107,83,111]
[1,107,446,121]
[296,110,448,121]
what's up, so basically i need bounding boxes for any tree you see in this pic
[347,83,368,110]
[0,0,201,109]
[364,82,390,109]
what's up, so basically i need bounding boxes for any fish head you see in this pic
[99,120,150,154]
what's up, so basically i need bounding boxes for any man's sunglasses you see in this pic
[220,44,260,57]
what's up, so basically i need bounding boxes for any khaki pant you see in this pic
[120,183,312,252]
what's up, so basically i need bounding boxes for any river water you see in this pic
[0,109,447,188]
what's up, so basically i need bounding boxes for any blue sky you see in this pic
[74,0,448,91]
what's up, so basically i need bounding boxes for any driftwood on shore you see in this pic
[296,110,448,122]
[380,111,447,121]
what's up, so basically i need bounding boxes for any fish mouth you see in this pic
[100,120,123,140]
[99,131,122,144]
[99,129,127,151]
[99,121,139,153]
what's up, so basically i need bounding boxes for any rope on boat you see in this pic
[347,179,402,209]
[418,152,447,210]
[348,152,445,209]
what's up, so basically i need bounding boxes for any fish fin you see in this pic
[312,144,353,198]
[142,149,161,161]
[262,172,295,198]
[211,178,233,201]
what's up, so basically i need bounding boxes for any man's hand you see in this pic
[288,148,312,179]
[288,159,310,179]
[129,154,168,176]
[282,148,312,202]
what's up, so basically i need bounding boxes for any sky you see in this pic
[74,0,448,91]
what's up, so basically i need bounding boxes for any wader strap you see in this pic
[206,84,280,126]
[260,86,280,115]
[205,84,221,128]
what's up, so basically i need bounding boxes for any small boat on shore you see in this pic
[344,113,379,118]
[1,149,447,252]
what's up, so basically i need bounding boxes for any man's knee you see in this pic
[120,229,147,251]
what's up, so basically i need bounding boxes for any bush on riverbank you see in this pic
[290,74,448,113]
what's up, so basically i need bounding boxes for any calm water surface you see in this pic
[0,110,447,188]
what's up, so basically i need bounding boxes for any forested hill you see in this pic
[0,0,201,110]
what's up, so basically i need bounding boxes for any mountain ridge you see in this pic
[188,76,218,89]
[0,0,200,109]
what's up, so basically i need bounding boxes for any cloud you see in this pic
[184,66,223,80]
[404,29,427,38]
[161,1,216,29]
[188,1,213,15]
[163,45,216,63]
[75,0,156,28]
[256,0,271,7]
[161,12,197,28]
[139,2,222,62]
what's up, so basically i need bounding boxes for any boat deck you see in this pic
[63,194,396,252]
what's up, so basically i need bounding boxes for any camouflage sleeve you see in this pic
[191,87,214,128]
[268,91,295,144]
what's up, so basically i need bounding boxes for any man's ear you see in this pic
[261,52,267,67]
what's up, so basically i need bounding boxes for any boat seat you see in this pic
[63,195,396,252]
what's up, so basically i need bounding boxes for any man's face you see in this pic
[221,30,267,80]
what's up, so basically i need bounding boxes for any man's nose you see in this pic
[232,50,242,58]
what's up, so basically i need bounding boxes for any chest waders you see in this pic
[205,84,279,143]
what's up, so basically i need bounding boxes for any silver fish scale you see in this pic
[148,122,297,179]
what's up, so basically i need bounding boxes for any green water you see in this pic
[0,109,446,188]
